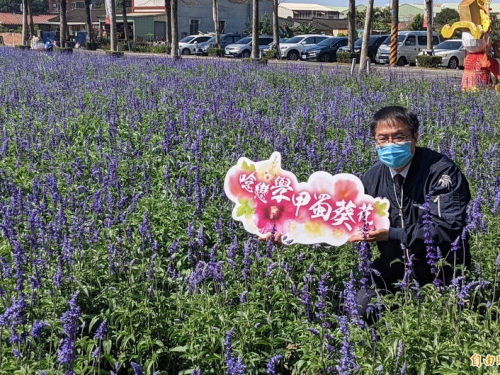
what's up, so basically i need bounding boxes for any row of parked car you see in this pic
[177,32,465,69]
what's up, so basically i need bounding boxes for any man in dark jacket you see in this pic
[348,106,471,293]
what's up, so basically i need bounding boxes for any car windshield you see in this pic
[204,37,216,43]
[235,37,252,44]
[317,38,341,46]
[284,36,304,44]
[180,36,195,43]
[436,40,462,50]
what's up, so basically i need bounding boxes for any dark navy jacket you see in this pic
[361,147,471,290]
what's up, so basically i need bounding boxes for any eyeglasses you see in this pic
[374,133,412,146]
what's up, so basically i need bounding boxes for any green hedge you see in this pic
[337,51,360,63]
[208,48,225,57]
[415,55,443,68]
[264,49,278,59]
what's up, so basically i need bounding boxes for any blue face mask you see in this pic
[376,141,413,169]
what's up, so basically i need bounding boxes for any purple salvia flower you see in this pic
[315,272,330,320]
[239,290,248,303]
[343,271,364,327]
[266,354,283,374]
[307,327,320,337]
[335,315,359,375]
[192,370,203,375]
[58,291,80,367]
[31,320,49,339]
[265,262,278,277]
[94,320,108,340]
[131,362,144,375]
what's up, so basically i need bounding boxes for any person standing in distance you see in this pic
[348,106,471,294]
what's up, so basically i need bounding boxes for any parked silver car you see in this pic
[193,34,246,56]
[178,35,212,55]
[279,34,331,60]
[418,39,464,69]
[225,36,273,58]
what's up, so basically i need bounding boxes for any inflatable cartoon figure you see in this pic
[461,31,500,90]
[442,0,500,90]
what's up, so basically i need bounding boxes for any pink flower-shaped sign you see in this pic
[224,152,390,246]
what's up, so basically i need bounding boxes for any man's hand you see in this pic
[258,232,282,245]
[348,228,389,243]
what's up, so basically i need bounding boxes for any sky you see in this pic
[281,0,460,9]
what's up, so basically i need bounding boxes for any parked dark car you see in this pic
[338,34,389,62]
[300,37,348,62]
[193,34,246,56]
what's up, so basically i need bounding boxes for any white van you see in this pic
[375,31,440,66]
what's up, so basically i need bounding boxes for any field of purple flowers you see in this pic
[0,47,499,375]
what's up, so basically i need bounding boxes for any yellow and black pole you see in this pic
[390,0,399,66]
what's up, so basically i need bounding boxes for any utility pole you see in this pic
[389,0,399,66]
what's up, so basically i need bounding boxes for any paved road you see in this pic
[75,48,464,85]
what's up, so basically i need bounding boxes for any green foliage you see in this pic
[244,12,273,36]
[207,47,224,57]
[264,49,278,59]
[337,51,360,63]
[415,55,443,68]
[355,6,391,32]
[293,22,317,35]
[279,22,295,38]
[434,8,460,28]
[491,14,500,43]
[409,13,424,31]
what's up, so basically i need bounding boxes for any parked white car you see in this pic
[178,35,212,55]
[418,39,464,69]
[279,34,331,60]
[225,36,273,58]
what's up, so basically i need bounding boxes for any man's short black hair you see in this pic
[370,106,420,137]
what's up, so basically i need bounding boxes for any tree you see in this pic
[293,22,316,35]
[170,0,179,57]
[21,0,28,45]
[120,0,130,45]
[244,12,272,35]
[348,0,356,52]
[165,0,171,46]
[59,0,69,46]
[409,13,424,31]
[372,6,391,32]
[251,0,259,58]
[109,0,117,51]
[85,0,93,43]
[213,0,220,47]
[271,0,280,58]
[359,0,374,74]
[425,0,433,49]
[434,8,459,28]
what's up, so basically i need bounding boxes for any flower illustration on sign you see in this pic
[224,152,390,246]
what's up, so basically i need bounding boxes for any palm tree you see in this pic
[348,0,355,52]
[165,0,171,47]
[251,0,259,58]
[271,0,280,58]
[213,0,220,47]
[170,0,179,57]
[21,0,28,45]
[85,0,93,44]
[425,0,433,50]
[109,0,117,51]
[27,0,35,39]
[359,0,374,73]
[59,0,69,47]
[121,0,130,49]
